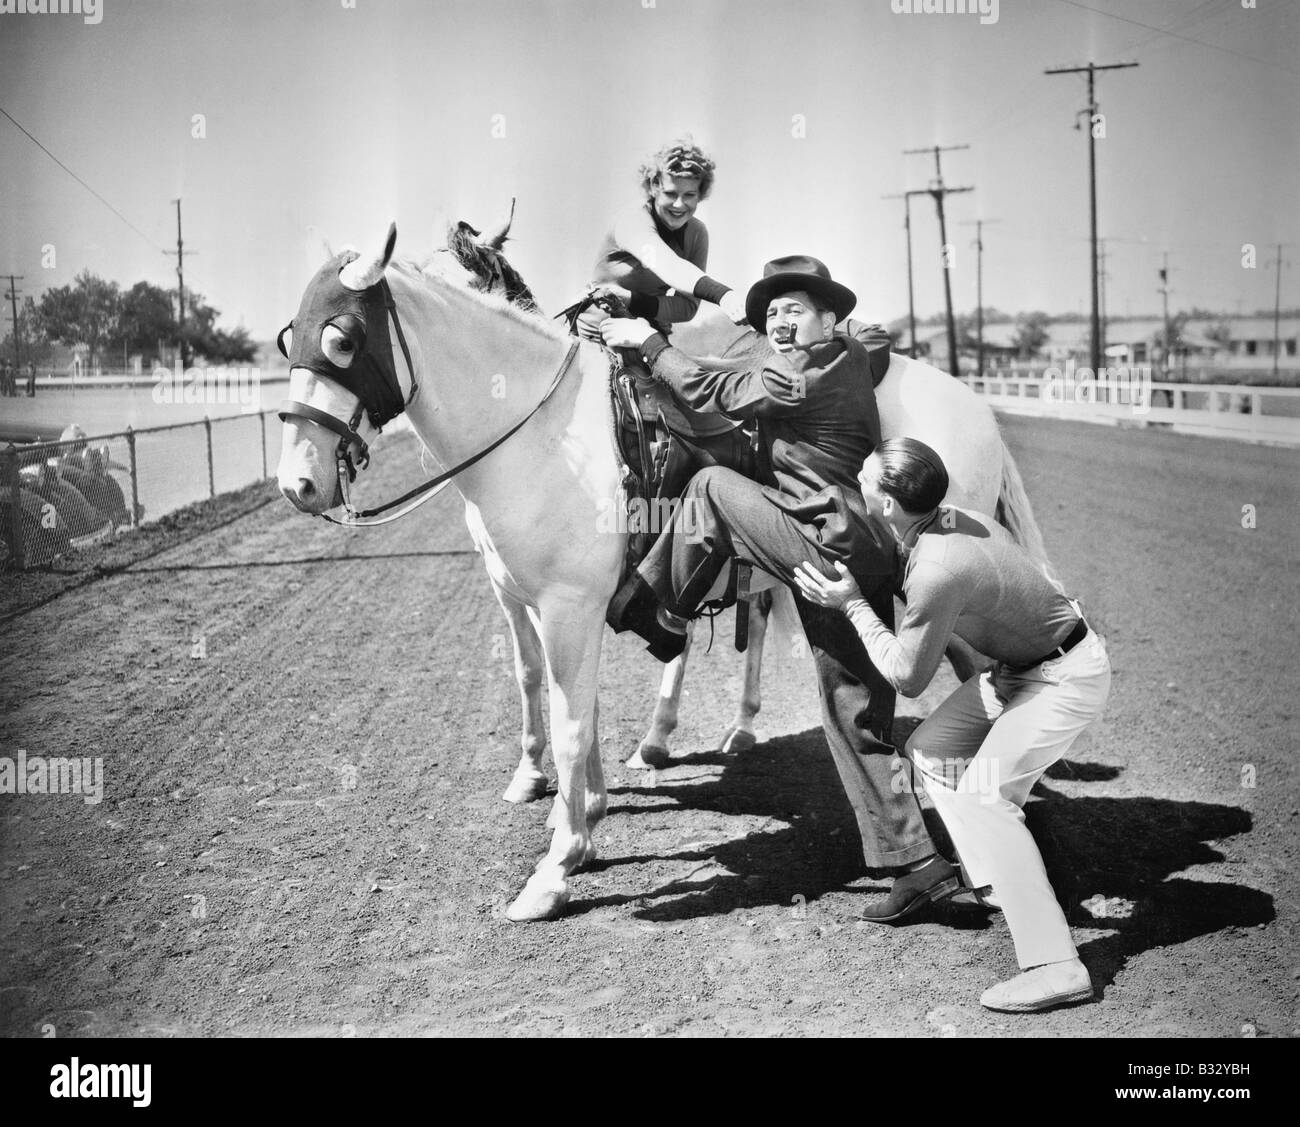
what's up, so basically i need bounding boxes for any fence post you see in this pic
[126,427,140,530]
[260,410,268,479]
[204,416,215,498]
[4,444,24,571]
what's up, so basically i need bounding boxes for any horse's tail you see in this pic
[994,432,1063,592]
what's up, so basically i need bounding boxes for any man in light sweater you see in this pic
[794,437,1111,1014]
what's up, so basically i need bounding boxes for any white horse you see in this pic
[276,223,1049,923]
[433,217,1050,783]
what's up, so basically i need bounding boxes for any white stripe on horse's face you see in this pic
[275,369,376,514]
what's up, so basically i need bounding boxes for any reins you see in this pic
[323,337,579,526]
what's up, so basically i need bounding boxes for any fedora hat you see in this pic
[744,255,856,333]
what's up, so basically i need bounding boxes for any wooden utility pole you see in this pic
[1158,251,1171,374]
[1269,244,1291,378]
[164,198,197,367]
[904,144,973,376]
[882,191,927,357]
[1045,60,1138,376]
[960,219,998,379]
[3,275,22,368]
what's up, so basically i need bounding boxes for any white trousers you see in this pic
[906,629,1111,969]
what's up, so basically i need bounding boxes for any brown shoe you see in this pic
[859,858,961,923]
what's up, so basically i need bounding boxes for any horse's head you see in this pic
[276,222,415,515]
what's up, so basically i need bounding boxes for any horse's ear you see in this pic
[306,226,334,270]
[479,198,516,251]
[339,222,398,290]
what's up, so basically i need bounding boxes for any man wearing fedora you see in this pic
[601,255,960,920]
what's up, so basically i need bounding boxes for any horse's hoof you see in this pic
[505,880,570,922]
[718,726,756,754]
[577,840,599,870]
[502,771,549,804]
[628,742,670,770]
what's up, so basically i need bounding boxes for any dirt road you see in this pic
[1,414,1296,1037]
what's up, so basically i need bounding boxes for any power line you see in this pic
[1049,0,1300,76]
[0,104,163,251]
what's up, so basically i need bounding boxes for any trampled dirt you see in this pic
[1,414,1296,1038]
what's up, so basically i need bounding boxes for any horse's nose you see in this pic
[279,477,317,511]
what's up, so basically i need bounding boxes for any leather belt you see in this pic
[1019,617,1089,670]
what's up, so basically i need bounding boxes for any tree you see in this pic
[115,281,175,360]
[1012,311,1052,359]
[1,295,55,367]
[1204,320,1233,352]
[182,292,257,364]
[37,270,121,370]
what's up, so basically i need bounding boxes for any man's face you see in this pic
[856,454,894,522]
[651,174,702,231]
[766,291,834,352]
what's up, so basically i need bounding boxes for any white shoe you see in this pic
[980,958,1094,1013]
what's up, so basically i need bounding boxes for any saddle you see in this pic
[558,292,759,649]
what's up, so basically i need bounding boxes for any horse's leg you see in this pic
[627,623,694,770]
[491,584,550,804]
[506,606,603,922]
[718,590,771,753]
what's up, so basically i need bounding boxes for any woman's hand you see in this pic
[793,560,861,611]
[719,289,749,325]
[589,283,633,307]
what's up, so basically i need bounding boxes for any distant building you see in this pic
[893,314,1299,379]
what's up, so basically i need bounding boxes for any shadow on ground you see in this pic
[588,725,1272,983]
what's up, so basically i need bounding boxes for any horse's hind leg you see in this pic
[491,584,550,804]
[628,624,694,770]
[718,591,771,754]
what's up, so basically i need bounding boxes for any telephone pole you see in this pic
[1045,60,1138,377]
[961,219,998,379]
[164,198,197,367]
[3,275,22,368]
[1158,251,1171,375]
[882,191,927,357]
[1269,244,1291,378]
[904,144,973,376]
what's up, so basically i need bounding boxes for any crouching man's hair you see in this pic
[876,437,949,514]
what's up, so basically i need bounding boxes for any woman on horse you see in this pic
[577,137,749,342]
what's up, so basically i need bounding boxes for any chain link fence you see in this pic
[2,409,283,570]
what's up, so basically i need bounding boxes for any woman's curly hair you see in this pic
[638,137,716,201]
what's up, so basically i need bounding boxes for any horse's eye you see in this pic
[276,325,293,358]
[322,323,357,368]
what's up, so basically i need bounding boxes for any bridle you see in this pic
[278,262,580,527]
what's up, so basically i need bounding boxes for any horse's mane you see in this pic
[389,255,571,347]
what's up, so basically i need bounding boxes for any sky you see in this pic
[1,0,1297,341]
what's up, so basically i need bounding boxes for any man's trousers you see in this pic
[905,628,1111,968]
[638,466,935,870]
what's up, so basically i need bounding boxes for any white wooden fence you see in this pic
[962,375,1300,446]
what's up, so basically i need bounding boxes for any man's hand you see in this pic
[600,317,657,351]
[576,306,609,342]
[793,560,862,611]
[719,289,749,325]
